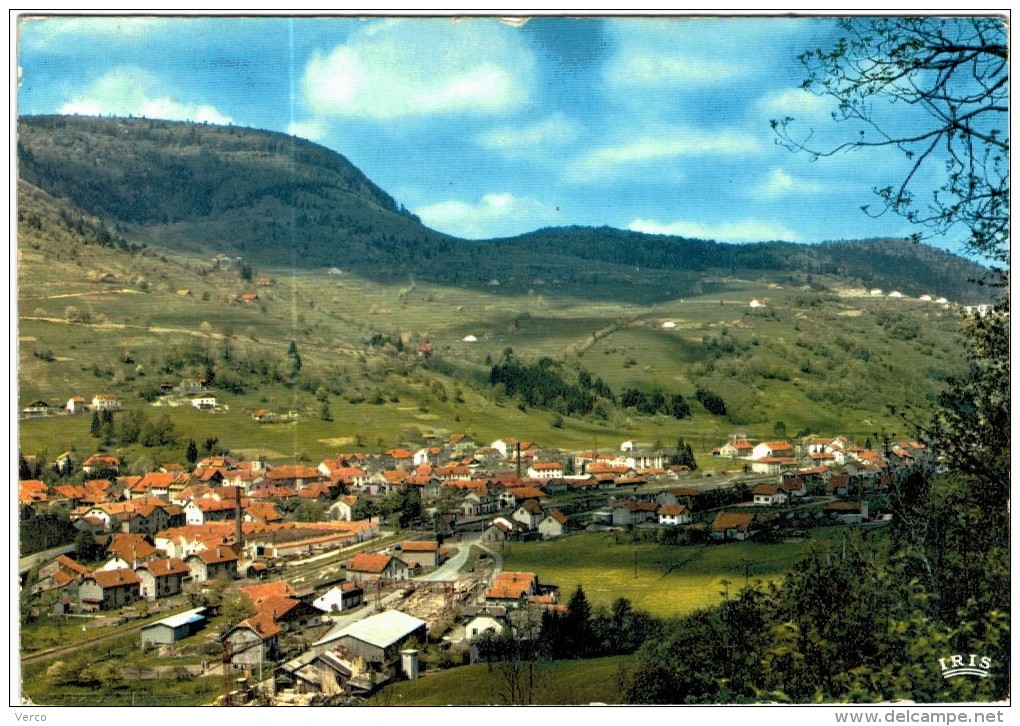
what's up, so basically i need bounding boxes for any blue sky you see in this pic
[15,13,983,253]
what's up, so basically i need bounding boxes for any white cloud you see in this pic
[628,217,802,243]
[476,113,581,155]
[759,87,834,119]
[57,66,232,125]
[569,128,763,181]
[287,119,329,143]
[301,20,533,120]
[606,50,744,89]
[416,192,557,239]
[19,16,172,49]
[750,167,827,200]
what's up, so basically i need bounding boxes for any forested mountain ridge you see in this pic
[17,115,991,303]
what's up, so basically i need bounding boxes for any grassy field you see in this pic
[367,654,635,706]
[499,528,859,619]
[17,227,969,467]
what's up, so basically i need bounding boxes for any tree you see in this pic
[561,585,595,659]
[74,530,105,563]
[773,17,1007,267]
[185,438,198,465]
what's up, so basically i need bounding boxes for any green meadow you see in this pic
[500,528,859,619]
[367,654,635,706]
[17,223,968,467]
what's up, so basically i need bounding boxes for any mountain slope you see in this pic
[17,115,991,303]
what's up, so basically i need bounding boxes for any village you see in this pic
[18,385,937,705]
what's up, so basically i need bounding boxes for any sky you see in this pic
[14,12,995,255]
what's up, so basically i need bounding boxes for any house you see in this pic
[463,604,509,640]
[345,553,410,583]
[397,541,443,569]
[501,486,547,508]
[718,439,755,459]
[611,501,658,527]
[134,558,190,600]
[751,457,799,476]
[32,555,91,596]
[65,396,87,413]
[752,441,795,460]
[312,583,365,614]
[242,580,297,608]
[781,476,808,498]
[256,597,322,631]
[18,479,49,505]
[448,434,477,453]
[826,501,869,525]
[91,394,120,411]
[526,461,564,479]
[657,504,691,526]
[191,395,217,409]
[511,500,544,530]
[79,568,142,611]
[484,571,543,608]
[827,474,851,497]
[266,465,324,489]
[711,512,757,541]
[752,485,789,506]
[222,612,281,668]
[480,519,514,543]
[413,447,442,467]
[105,533,160,569]
[184,497,242,525]
[383,448,415,470]
[327,495,358,522]
[140,607,208,646]
[312,609,427,667]
[456,489,497,518]
[537,510,568,539]
[185,546,239,582]
[82,454,120,475]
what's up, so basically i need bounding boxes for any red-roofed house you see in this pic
[345,552,409,583]
[222,612,280,668]
[397,541,444,569]
[79,568,142,611]
[135,557,190,600]
[527,461,564,479]
[242,580,297,607]
[185,546,239,582]
[657,504,691,526]
[512,499,545,530]
[752,441,796,461]
[537,510,568,539]
[752,485,788,506]
[711,512,757,541]
[485,571,545,607]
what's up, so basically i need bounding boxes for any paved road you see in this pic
[19,544,76,573]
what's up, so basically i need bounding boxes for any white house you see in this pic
[65,396,87,413]
[752,485,788,506]
[537,510,568,539]
[91,394,120,411]
[527,461,563,479]
[191,395,217,409]
[752,441,795,460]
[657,504,692,526]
